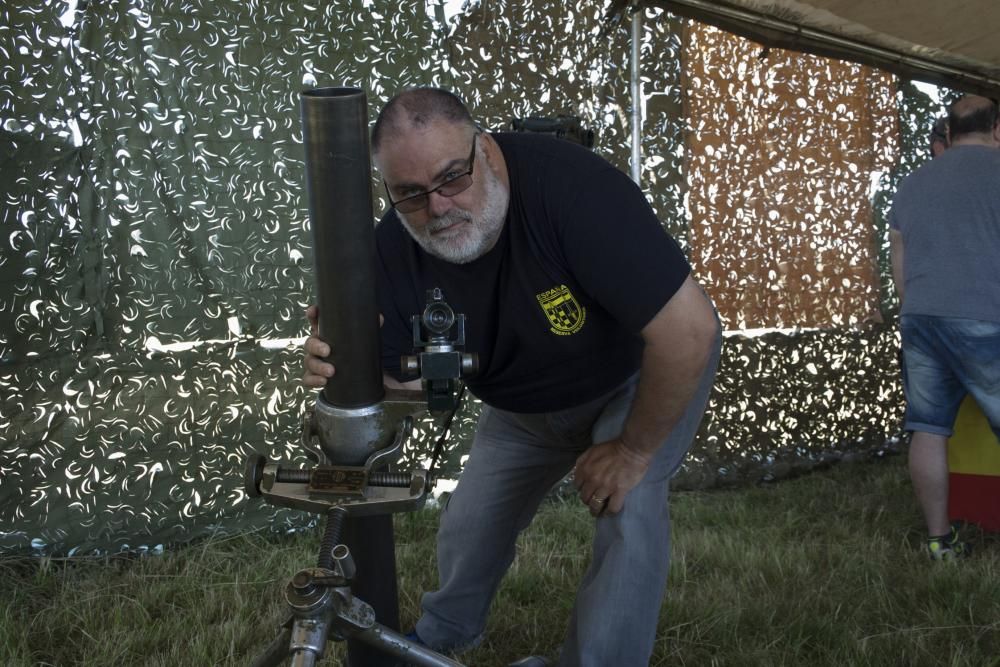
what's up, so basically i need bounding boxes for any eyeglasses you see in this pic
[385,134,478,214]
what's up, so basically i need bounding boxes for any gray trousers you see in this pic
[415,339,720,666]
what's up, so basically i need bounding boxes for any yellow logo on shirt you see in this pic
[536,285,586,335]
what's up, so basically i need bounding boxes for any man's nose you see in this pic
[426,190,455,218]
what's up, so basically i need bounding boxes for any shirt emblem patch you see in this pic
[536,284,586,335]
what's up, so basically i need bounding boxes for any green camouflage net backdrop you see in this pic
[0,0,944,554]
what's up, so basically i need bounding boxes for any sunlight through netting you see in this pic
[0,1,946,554]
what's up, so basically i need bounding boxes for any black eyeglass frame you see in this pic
[384,134,479,214]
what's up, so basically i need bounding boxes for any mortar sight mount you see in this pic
[402,288,479,415]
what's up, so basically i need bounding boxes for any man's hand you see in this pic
[573,439,652,517]
[302,305,335,388]
[303,306,406,390]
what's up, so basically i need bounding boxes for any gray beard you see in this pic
[398,165,509,264]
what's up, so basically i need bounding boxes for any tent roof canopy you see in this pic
[610,0,1000,98]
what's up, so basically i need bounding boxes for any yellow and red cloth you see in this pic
[948,397,1000,531]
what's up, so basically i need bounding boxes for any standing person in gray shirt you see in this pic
[889,94,1000,560]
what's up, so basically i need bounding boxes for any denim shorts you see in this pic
[899,314,1000,437]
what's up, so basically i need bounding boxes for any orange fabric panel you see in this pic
[682,22,898,329]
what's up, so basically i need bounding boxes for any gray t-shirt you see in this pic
[889,144,1000,323]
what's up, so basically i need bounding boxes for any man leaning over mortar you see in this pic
[889,94,1000,560]
[303,87,721,665]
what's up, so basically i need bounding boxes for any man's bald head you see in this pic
[372,87,476,154]
[948,95,999,142]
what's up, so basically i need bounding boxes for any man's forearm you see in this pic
[572,277,719,515]
[890,229,905,304]
[620,281,720,458]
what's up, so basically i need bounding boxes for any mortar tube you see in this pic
[300,87,401,667]
[301,87,384,409]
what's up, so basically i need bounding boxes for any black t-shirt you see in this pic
[376,132,690,413]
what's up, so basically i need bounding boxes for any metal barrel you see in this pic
[300,87,384,409]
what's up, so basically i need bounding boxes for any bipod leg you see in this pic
[250,618,293,667]
[351,623,466,667]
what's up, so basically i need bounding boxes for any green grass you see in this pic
[3,456,998,666]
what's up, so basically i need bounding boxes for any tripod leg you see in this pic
[250,626,293,667]
[353,624,466,667]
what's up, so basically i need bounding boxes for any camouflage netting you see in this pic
[0,0,945,554]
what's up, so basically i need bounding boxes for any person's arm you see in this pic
[302,305,421,391]
[889,228,905,304]
[573,275,719,516]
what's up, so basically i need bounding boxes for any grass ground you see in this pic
[2,455,998,666]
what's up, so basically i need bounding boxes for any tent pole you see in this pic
[630,3,643,185]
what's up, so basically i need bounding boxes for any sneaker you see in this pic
[927,525,972,561]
